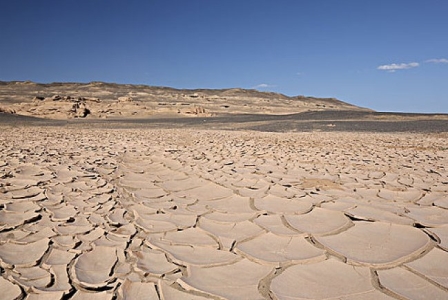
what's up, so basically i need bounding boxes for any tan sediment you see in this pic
[0,127,447,298]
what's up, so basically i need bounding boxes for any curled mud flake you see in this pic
[161,177,207,193]
[70,290,113,300]
[2,179,35,192]
[149,237,240,267]
[161,227,218,247]
[12,266,52,289]
[86,193,112,205]
[405,206,448,227]
[133,188,167,200]
[42,247,76,266]
[434,197,448,209]
[0,210,40,231]
[4,200,41,212]
[106,208,128,225]
[47,204,78,221]
[377,188,423,203]
[405,247,448,289]
[267,183,297,198]
[0,229,29,243]
[111,223,136,236]
[205,194,254,213]
[254,194,313,214]
[237,184,270,198]
[253,214,300,236]
[10,187,43,199]
[175,182,234,201]
[315,222,432,267]
[25,291,65,300]
[18,227,55,244]
[52,235,79,249]
[202,211,256,223]
[0,277,22,300]
[77,227,105,243]
[54,219,93,235]
[0,238,49,267]
[33,264,72,293]
[417,192,444,206]
[378,267,448,299]
[118,279,159,299]
[132,247,178,275]
[284,207,352,235]
[71,246,118,288]
[179,259,271,300]
[271,258,393,299]
[139,213,197,230]
[159,280,212,300]
[135,217,177,233]
[235,232,325,266]
[344,205,414,225]
[426,225,448,251]
[198,218,264,249]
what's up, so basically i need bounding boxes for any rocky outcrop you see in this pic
[70,101,90,118]
[32,96,45,101]
[82,97,101,102]
[0,106,16,114]
[189,106,206,115]
[6,96,96,119]
[177,106,211,117]
[118,96,133,102]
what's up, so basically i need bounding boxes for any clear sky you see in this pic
[1,1,447,113]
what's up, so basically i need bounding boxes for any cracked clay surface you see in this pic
[1,127,447,299]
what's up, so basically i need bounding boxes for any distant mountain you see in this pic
[0,81,372,119]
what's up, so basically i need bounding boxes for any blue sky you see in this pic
[1,0,447,113]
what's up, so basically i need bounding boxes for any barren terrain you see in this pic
[1,81,448,299]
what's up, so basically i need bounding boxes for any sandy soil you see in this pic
[1,122,447,299]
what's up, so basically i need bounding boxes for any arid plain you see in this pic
[1,81,448,299]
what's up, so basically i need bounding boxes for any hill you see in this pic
[0,81,371,119]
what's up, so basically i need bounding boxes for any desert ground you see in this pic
[1,82,448,299]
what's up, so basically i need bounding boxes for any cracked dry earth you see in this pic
[1,127,448,299]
